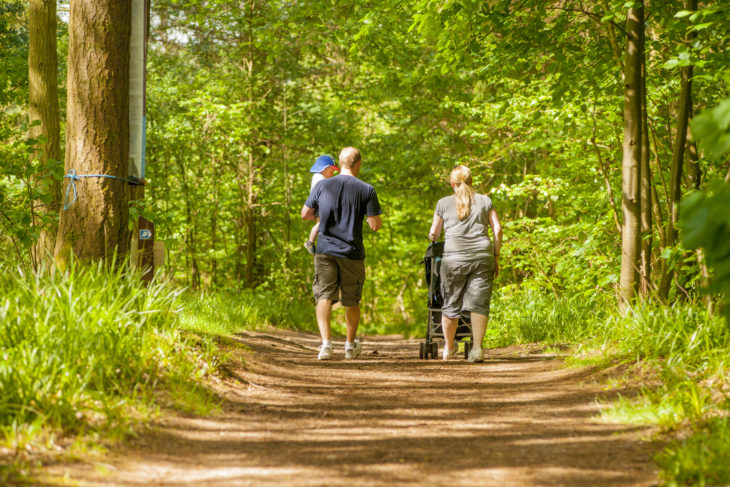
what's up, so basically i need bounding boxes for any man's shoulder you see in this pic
[342,176,376,194]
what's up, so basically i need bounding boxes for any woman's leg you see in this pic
[470,312,488,350]
[441,314,458,348]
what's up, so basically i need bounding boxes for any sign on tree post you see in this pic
[137,215,154,282]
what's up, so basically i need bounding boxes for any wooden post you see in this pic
[138,215,155,282]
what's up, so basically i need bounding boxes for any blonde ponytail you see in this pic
[451,165,474,220]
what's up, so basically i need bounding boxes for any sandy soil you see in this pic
[43,329,659,486]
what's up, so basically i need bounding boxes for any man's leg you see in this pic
[340,258,365,359]
[316,299,333,341]
[345,305,360,342]
[313,254,339,360]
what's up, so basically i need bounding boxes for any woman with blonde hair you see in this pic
[428,165,502,362]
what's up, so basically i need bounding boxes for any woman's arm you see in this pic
[429,214,443,241]
[489,209,502,278]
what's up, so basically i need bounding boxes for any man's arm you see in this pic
[367,214,382,232]
[301,204,316,221]
[429,214,443,241]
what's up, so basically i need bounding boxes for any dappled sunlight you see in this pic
[45,329,657,486]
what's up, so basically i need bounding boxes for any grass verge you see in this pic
[0,261,220,484]
[488,288,730,486]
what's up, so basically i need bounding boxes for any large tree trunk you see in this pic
[29,0,61,268]
[658,0,696,301]
[54,1,132,263]
[619,2,645,307]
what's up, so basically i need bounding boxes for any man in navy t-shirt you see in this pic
[301,147,382,361]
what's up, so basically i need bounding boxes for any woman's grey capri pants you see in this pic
[440,258,495,318]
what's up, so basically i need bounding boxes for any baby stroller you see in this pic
[420,241,474,359]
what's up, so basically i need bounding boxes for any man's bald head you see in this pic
[339,147,361,169]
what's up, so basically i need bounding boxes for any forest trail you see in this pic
[47,329,659,486]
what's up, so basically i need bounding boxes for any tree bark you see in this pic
[55,0,132,263]
[658,0,696,301]
[639,22,652,298]
[619,2,644,307]
[29,0,61,268]
[242,0,259,287]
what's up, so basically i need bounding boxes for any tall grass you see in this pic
[0,260,217,481]
[486,288,613,347]
[490,286,730,485]
[178,290,315,335]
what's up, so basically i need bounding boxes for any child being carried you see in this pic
[304,155,339,255]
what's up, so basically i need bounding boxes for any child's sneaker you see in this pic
[318,342,332,360]
[467,347,484,363]
[304,241,316,255]
[442,341,459,360]
[345,340,362,359]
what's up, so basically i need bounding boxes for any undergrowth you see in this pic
[0,261,219,484]
[178,290,315,335]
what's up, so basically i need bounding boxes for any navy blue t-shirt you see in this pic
[305,175,382,260]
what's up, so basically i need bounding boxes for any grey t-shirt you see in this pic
[435,193,494,262]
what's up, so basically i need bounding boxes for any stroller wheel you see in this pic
[465,341,473,359]
[429,342,438,359]
[419,342,425,359]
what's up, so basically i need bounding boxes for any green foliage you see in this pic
[682,184,730,320]
[658,417,730,487]
[682,96,730,321]
[691,97,730,160]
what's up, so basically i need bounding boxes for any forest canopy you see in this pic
[1,0,729,322]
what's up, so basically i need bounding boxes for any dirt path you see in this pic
[46,329,658,486]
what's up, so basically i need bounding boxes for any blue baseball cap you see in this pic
[309,155,338,173]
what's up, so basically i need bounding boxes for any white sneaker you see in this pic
[318,342,333,360]
[345,340,362,359]
[468,347,484,363]
[442,341,459,360]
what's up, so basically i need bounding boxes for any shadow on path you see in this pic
[43,328,659,487]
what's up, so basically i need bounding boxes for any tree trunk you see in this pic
[658,0,696,301]
[210,160,220,287]
[244,151,258,286]
[639,24,652,298]
[29,0,61,267]
[619,2,644,307]
[242,0,259,287]
[55,0,132,263]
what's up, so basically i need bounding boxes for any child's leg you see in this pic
[308,220,320,243]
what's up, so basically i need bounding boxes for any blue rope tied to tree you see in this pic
[63,170,139,210]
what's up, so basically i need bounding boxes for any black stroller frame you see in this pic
[420,241,473,360]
